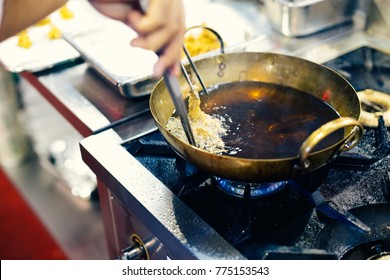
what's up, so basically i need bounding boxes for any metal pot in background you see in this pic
[264,0,359,37]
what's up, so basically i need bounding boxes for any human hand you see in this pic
[89,0,185,77]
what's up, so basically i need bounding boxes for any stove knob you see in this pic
[118,234,149,260]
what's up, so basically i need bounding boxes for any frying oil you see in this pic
[201,81,342,159]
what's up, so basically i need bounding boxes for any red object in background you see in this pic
[0,169,68,260]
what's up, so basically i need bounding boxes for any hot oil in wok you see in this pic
[200,81,342,159]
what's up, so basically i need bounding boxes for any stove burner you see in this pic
[214,177,287,198]
[316,203,390,259]
[342,240,390,260]
[177,178,314,252]
[357,89,390,127]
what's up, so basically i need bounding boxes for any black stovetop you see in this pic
[122,46,390,260]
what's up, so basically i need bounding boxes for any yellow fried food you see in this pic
[17,31,32,49]
[166,87,227,154]
[35,17,51,26]
[183,26,223,57]
[59,5,74,20]
[48,25,62,39]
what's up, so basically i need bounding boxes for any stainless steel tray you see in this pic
[63,0,267,98]
[63,20,159,98]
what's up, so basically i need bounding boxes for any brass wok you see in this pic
[149,52,363,183]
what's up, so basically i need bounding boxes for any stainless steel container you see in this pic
[264,0,358,37]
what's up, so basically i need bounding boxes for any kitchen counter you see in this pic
[21,63,151,138]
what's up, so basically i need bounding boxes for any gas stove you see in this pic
[80,46,390,260]
[121,103,390,259]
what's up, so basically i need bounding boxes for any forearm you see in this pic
[0,0,67,41]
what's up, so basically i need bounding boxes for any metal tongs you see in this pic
[164,26,225,147]
[180,25,225,96]
[163,46,208,147]
[139,1,224,147]
[163,71,197,146]
[170,26,225,146]
[180,45,209,96]
[137,0,196,146]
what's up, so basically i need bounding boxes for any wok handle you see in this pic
[184,25,225,54]
[298,117,364,170]
[181,26,225,95]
